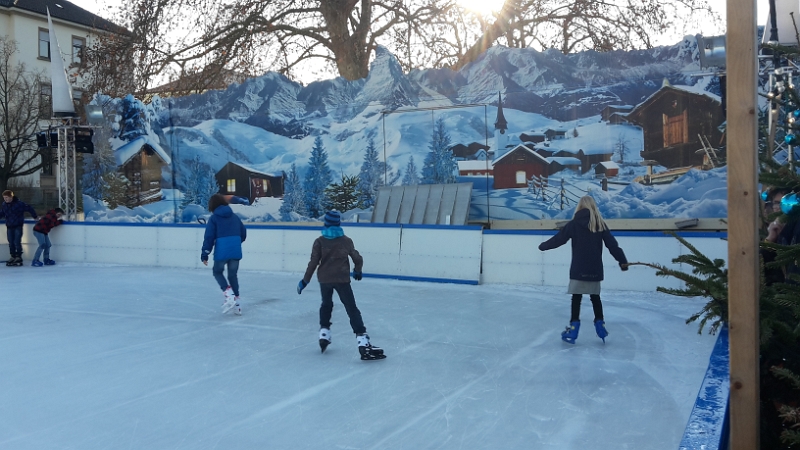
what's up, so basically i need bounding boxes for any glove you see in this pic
[352,271,362,281]
[297,279,307,294]
[620,263,629,271]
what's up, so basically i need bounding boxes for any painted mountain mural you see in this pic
[82,36,727,224]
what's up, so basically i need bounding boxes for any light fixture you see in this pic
[696,34,726,69]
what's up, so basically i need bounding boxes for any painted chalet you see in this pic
[625,80,725,170]
[215,162,285,205]
[114,136,171,206]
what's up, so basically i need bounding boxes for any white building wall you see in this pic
[0,223,728,292]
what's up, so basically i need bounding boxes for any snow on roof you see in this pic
[598,161,620,169]
[458,160,493,171]
[228,161,282,178]
[493,144,549,165]
[114,136,172,167]
[546,157,581,166]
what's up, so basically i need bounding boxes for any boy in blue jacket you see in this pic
[201,194,247,315]
[1,190,38,266]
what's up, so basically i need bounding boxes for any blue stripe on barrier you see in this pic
[679,325,730,450]
[361,273,479,285]
[483,229,728,239]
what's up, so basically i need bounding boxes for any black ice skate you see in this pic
[6,256,22,267]
[356,334,386,360]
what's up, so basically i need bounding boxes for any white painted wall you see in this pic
[1,223,727,291]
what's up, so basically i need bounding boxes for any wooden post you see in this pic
[727,0,760,447]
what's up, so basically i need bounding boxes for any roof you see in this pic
[546,157,581,166]
[147,65,248,95]
[114,136,171,166]
[0,0,128,34]
[597,161,620,169]
[457,160,493,171]
[450,142,490,158]
[220,161,282,178]
[493,144,549,165]
[626,83,721,123]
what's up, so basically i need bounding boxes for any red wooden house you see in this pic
[492,145,549,189]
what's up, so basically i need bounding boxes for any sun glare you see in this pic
[457,0,501,16]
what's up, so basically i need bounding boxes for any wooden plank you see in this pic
[410,184,430,224]
[397,185,417,224]
[726,0,760,447]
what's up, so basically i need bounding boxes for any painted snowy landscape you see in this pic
[82,36,728,223]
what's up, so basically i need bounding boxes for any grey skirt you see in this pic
[567,279,601,295]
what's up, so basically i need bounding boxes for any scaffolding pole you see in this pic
[56,124,78,220]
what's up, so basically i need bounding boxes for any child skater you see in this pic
[1,190,38,266]
[296,210,385,360]
[538,195,628,344]
[201,194,247,315]
[31,207,64,266]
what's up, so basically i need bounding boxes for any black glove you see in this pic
[297,279,307,294]
[352,271,363,281]
[620,263,629,271]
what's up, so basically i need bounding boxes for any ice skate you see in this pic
[44,259,56,265]
[6,256,22,267]
[594,320,608,343]
[319,328,331,353]
[221,287,236,314]
[31,260,43,267]
[561,321,580,344]
[356,333,386,360]
[233,298,242,316]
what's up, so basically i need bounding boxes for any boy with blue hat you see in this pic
[297,210,385,360]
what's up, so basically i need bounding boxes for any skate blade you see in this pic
[360,353,387,360]
[221,302,236,314]
[561,336,576,344]
[319,339,330,353]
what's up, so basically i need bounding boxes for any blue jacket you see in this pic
[0,196,38,227]
[539,208,627,282]
[201,205,246,261]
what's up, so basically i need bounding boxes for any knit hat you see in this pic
[324,210,341,227]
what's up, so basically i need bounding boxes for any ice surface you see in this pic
[1,264,717,449]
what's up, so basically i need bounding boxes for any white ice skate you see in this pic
[233,298,242,316]
[221,287,236,314]
[319,328,331,353]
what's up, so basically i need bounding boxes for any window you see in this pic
[40,83,52,119]
[515,171,526,184]
[38,28,50,59]
[72,36,85,65]
[227,179,236,192]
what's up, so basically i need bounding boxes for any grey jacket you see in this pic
[303,235,363,284]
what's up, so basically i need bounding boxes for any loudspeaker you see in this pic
[74,127,94,154]
[37,132,48,148]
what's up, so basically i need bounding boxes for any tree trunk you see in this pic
[319,0,372,80]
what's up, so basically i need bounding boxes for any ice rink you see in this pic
[1,264,717,449]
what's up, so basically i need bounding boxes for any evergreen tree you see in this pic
[325,173,361,212]
[421,118,457,184]
[279,163,308,220]
[82,124,117,200]
[103,172,130,209]
[117,94,148,141]
[402,156,420,186]
[180,155,220,212]
[303,136,333,217]
[357,137,385,208]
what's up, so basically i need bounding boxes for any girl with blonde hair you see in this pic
[539,195,629,344]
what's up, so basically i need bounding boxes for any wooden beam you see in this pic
[726,0,760,447]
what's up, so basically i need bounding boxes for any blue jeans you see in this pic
[319,282,366,334]
[33,231,51,261]
[212,259,240,296]
[6,226,23,257]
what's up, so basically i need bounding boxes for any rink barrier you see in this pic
[679,326,730,450]
[2,221,727,291]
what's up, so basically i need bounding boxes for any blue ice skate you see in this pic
[561,321,580,344]
[594,320,608,343]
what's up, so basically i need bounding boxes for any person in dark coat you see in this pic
[539,195,628,344]
[31,207,64,267]
[296,210,385,360]
[1,190,38,265]
[201,194,247,315]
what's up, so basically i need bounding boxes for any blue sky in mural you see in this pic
[89,39,728,222]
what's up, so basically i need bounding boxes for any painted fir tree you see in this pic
[402,155,420,185]
[117,94,148,141]
[303,136,333,218]
[279,163,308,220]
[357,137,385,208]
[180,155,220,212]
[82,124,117,200]
[421,117,457,184]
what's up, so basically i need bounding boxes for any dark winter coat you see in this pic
[33,210,63,234]
[302,234,363,284]
[201,205,247,261]
[0,196,37,228]
[538,208,628,282]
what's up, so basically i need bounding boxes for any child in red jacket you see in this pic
[31,208,64,267]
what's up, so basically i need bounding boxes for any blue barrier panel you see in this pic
[679,326,730,450]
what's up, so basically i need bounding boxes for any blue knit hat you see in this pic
[324,210,341,227]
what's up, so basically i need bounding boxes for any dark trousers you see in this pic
[570,294,604,322]
[212,259,240,296]
[319,282,366,334]
[6,226,23,257]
